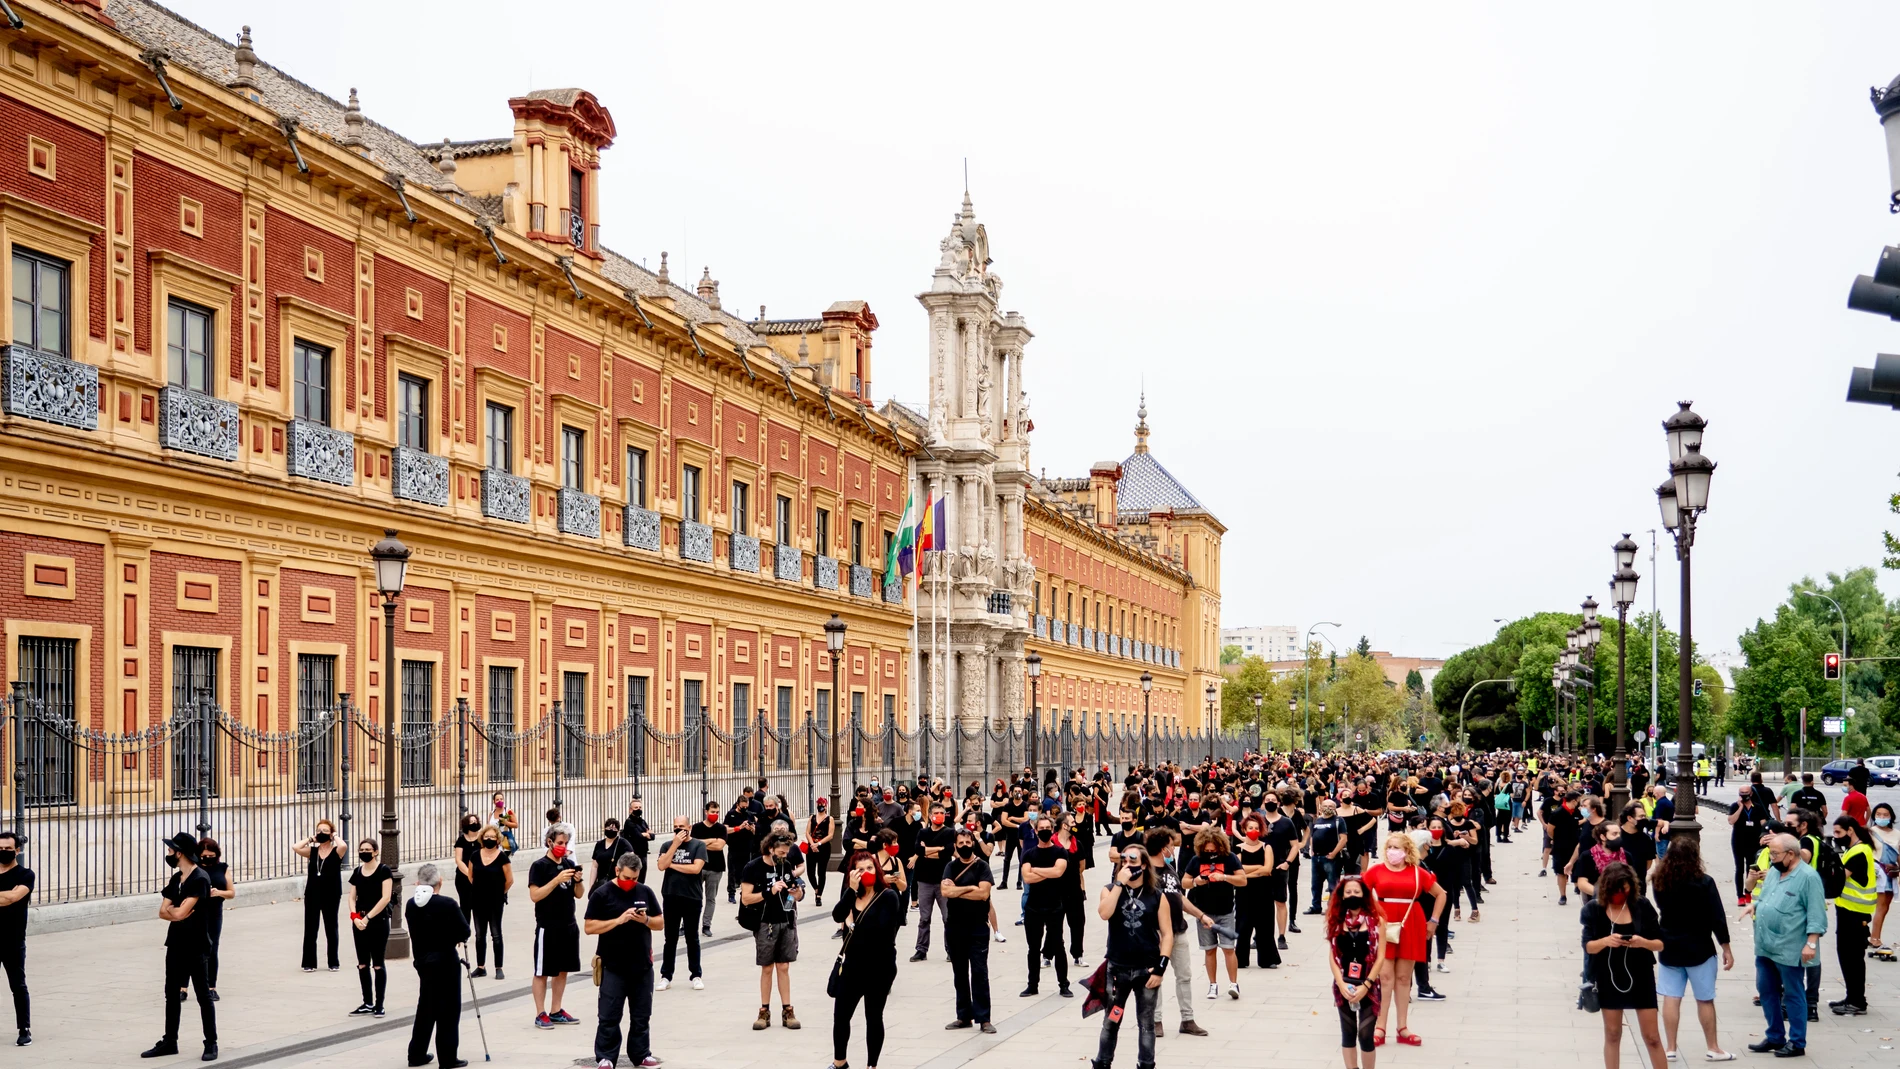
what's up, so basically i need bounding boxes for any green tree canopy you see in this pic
[1220,644,1243,666]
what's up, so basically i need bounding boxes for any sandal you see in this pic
[1373,1028,1386,1047]
[1470,909,1481,923]
[1397,1030,1423,1046]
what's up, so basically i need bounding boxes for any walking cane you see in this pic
[458,945,492,1062]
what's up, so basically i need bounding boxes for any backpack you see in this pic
[1812,835,1847,899]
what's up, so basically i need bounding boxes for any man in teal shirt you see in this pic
[1744,834,1827,1057]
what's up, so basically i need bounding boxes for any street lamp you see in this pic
[1205,682,1217,767]
[1660,402,1715,845]
[824,614,846,824]
[1608,534,1641,815]
[1317,700,1326,752]
[368,529,411,959]
[1459,679,1514,752]
[1797,589,1849,763]
[1582,597,1601,754]
[1140,670,1152,768]
[1251,693,1263,755]
[1026,652,1043,782]
[1303,622,1340,750]
[1286,697,1297,753]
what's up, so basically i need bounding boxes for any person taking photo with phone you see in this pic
[585,853,664,1069]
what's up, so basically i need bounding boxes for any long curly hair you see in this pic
[1326,873,1374,939]
[1649,833,1703,896]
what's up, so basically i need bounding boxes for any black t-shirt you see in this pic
[942,856,993,934]
[1153,862,1189,934]
[0,866,32,945]
[164,866,213,952]
[454,835,483,888]
[199,860,230,918]
[1185,851,1242,916]
[660,837,708,900]
[741,855,799,922]
[586,880,661,975]
[591,836,633,890]
[1543,800,1580,845]
[1105,886,1163,969]
[915,827,956,883]
[1790,787,1828,818]
[1620,829,1657,888]
[528,856,582,929]
[349,863,393,918]
[1264,816,1296,872]
[1022,844,1068,913]
[690,821,728,873]
[1308,816,1343,858]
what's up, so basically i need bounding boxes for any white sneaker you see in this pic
[690,977,704,991]
[656,977,671,991]
[1226,983,1240,1000]
[1206,983,1218,1000]
[1072,956,1090,968]
[1435,962,1450,974]
[992,930,1007,943]
[598,1060,613,1069]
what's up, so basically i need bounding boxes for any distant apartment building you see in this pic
[1223,625,1303,662]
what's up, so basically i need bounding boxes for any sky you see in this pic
[166,0,1900,665]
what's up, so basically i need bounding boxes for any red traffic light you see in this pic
[1824,653,1842,680]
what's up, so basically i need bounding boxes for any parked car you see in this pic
[1819,758,1900,787]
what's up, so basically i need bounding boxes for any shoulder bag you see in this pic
[1380,867,1420,945]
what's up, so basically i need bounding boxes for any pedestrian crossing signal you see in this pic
[1692,679,1703,697]
[1825,652,1842,680]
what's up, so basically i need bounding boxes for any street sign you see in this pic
[1823,717,1846,737]
[1634,730,1647,744]
[1542,728,1554,741]
[1355,732,1363,741]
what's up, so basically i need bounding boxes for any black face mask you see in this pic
[464,822,479,833]
[164,853,180,869]
[0,851,14,866]
[605,827,620,838]
[1341,894,1364,910]
[359,851,374,863]
[314,832,332,843]
[1036,829,1054,842]
[956,845,976,859]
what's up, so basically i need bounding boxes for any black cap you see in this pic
[162,832,200,858]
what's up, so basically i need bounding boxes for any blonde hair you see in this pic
[1193,826,1232,854]
[1382,831,1421,867]
[478,823,503,843]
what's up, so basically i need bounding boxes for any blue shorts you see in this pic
[1657,957,1718,1002]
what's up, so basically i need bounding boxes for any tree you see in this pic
[1356,635,1372,657]
[1330,652,1404,750]
[1220,644,1243,666]
[1404,668,1425,697]
[1219,656,1289,746]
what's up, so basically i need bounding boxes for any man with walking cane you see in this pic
[407,864,471,1067]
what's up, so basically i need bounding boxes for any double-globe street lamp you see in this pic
[368,530,412,959]
[1251,692,1263,756]
[1140,670,1152,768]
[1205,682,1218,767]
[1609,535,1641,815]
[1026,652,1043,782]
[824,614,846,824]
[1657,401,1715,844]
[1286,697,1297,753]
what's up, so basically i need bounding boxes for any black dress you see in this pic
[1582,898,1661,1010]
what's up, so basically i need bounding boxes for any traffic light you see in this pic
[1825,652,1842,680]
[1844,245,1900,407]
[1692,678,1703,697]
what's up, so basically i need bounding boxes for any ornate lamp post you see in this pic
[1140,670,1152,768]
[1285,697,1297,753]
[1608,534,1640,814]
[369,530,412,959]
[1659,401,1714,844]
[1302,622,1340,750]
[1251,692,1263,755]
[1026,652,1043,782]
[1204,682,1217,767]
[1317,701,1326,751]
[1561,631,1579,752]
[1582,597,1601,755]
[824,614,846,823]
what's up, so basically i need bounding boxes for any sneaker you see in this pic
[599,1060,614,1069]
[552,1010,580,1025]
[13,1032,26,1047]
[992,930,1007,943]
[1415,989,1447,1001]
[1226,983,1240,1000]
[753,1005,772,1030]
[1832,1002,1867,1016]
[535,1013,555,1029]
[1207,983,1219,1000]
[1179,1021,1208,1037]
[910,951,929,962]
[1538,868,1548,878]
[945,1020,974,1030]
[1072,955,1090,968]
[373,1007,386,1018]
[656,978,671,991]
[980,1022,997,1034]
[202,1042,218,1061]
[1042,955,1052,968]
[1806,1008,1819,1023]
[1013,919,1023,926]
[1276,935,1288,950]
[209,991,219,1002]
[815,895,822,908]
[701,926,712,938]
[1288,923,1301,934]
[469,967,487,978]
[1435,962,1451,973]
[690,977,704,991]
[1558,896,1568,906]
[832,928,846,940]
[1058,985,1073,999]
[350,1003,375,1016]
[638,1057,664,1068]
[494,968,505,980]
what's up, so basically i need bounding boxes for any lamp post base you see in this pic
[1665,814,1702,847]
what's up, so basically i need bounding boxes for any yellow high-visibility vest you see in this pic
[1838,842,1878,914]
[1640,797,1657,819]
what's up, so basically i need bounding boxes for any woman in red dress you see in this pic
[1360,832,1447,1047]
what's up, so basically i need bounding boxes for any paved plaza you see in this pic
[16,826,1899,1068]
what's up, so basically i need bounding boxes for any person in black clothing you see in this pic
[348,840,395,1017]
[1232,814,1277,970]
[741,832,806,1030]
[1581,862,1669,1068]
[1616,804,1658,896]
[1789,775,1828,824]
[1020,815,1072,997]
[593,818,635,895]
[194,838,235,1005]
[1727,784,1772,905]
[295,819,345,972]
[912,808,955,961]
[528,826,586,1027]
[1649,837,1734,1061]
[1091,842,1172,1069]
[452,815,483,927]
[1305,800,1345,914]
[941,828,996,1032]
[143,832,217,1061]
[585,853,664,1069]
[622,798,654,884]
[1260,798,1296,949]
[830,852,902,1069]
[0,831,31,1047]
[458,824,513,978]
[1542,791,1582,904]
[655,818,707,989]
[724,790,762,904]
[807,799,836,907]
[405,864,471,1068]
[995,789,1029,889]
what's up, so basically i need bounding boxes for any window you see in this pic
[562,427,585,490]
[166,299,214,393]
[883,532,895,578]
[401,661,434,787]
[296,653,336,793]
[814,688,830,768]
[850,520,864,566]
[11,248,69,357]
[731,481,749,534]
[625,675,647,778]
[562,672,587,774]
[293,340,331,424]
[776,495,792,544]
[681,464,701,522]
[487,666,516,782]
[733,681,751,769]
[850,690,864,765]
[775,685,793,768]
[682,678,703,773]
[626,447,647,508]
[170,646,220,796]
[1033,582,1042,616]
[485,403,513,472]
[17,635,76,806]
[568,168,586,246]
[815,508,831,557]
[1065,592,1073,624]
[397,374,429,451]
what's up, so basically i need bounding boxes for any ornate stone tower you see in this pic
[915,192,1035,732]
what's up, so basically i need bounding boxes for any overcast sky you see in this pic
[175,1,1900,663]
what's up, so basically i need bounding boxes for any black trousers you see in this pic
[949,933,992,1024]
[408,963,461,1065]
[353,919,389,1008]
[595,966,653,1065]
[1285,857,1301,916]
[302,891,340,970]
[833,977,890,1065]
[809,850,831,898]
[1838,906,1871,1007]
[163,947,216,1044]
[661,895,702,979]
[1235,892,1277,968]
[472,907,504,968]
[999,836,1021,888]
[1024,909,1067,989]
[1064,893,1088,959]
[204,912,223,989]
[0,943,26,1030]
[1732,842,1752,899]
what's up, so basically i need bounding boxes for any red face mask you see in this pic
[1607,891,1628,906]
[932,814,945,826]
[859,870,877,888]
[1245,828,1261,841]
[884,843,900,856]
[614,877,636,891]
[1188,801,1200,810]
[549,844,568,860]
[1430,830,1444,841]
[853,807,865,817]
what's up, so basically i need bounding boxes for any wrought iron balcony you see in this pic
[2,345,98,430]
[391,446,448,506]
[680,520,713,563]
[1067,622,1080,646]
[774,543,802,582]
[815,555,838,591]
[730,533,760,574]
[567,208,586,249]
[158,386,239,461]
[1033,614,1047,639]
[481,468,530,523]
[1083,627,1095,651]
[286,419,354,486]
[850,564,873,598]
[624,505,661,551]
[987,590,1012,615]
[558,487,600,538]
[883,577,903,605]
[1097,631,1107,654]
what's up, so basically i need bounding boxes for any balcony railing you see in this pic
[481,468,530,523]
[883,577,903,605]
[2,345,98,430]
[1033,614,1047,639]
[558,487,600,538]
[987,590,1012,615]
[391,446,448,506]
[286,419,354,486]
[1067,622,1080,646]
[730,533,760,574]
[567,208,586,249]
[624,505,660,551]
[849,564,873,598]
[815,555,838,591]
[158,386,239,461]
[774,544,802,582]
[680,520,713,563]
